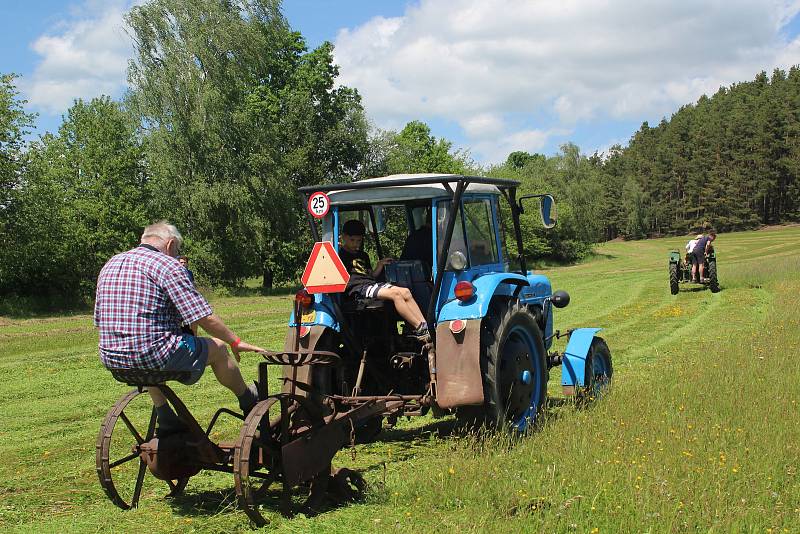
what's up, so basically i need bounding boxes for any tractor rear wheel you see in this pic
[669,263,679,295]
[457,302,547,432]
[708,260,720,293]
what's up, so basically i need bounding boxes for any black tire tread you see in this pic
[708,261,720,293]
[669,263,679,295]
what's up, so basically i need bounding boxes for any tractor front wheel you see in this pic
[577,337,613,404]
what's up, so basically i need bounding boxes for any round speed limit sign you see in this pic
[307,191,330,219]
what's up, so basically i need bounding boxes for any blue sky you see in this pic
[3,1,800,164]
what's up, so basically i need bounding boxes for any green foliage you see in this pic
[601,68,800,238]
[490,144,605,263]
[0,74,37,291]
[386,121,467,174]
[0,97,146,298]
[126,0,368,288]
[0,74,35,201]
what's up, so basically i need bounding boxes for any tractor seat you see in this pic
[340,297,385,313]
[108,367,192,386]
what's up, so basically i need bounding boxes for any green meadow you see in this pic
[1,225,798,533]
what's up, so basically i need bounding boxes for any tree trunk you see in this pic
[262,266,273,290]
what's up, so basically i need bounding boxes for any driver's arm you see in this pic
[372,258,393,278]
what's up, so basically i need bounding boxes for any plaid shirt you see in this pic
[94,245,212,369]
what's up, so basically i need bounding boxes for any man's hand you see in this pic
[230,340,266,363]
[195,314,266,362]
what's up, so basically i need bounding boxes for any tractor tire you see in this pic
[456,301,547,432]
[577,337,613,404]
[669,263,679,295]
[708,260,720,293]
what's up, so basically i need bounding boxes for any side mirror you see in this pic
[539,194,556,229]
[517,193,557,229]
[550,289,570,308]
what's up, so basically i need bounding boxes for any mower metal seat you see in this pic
[107,367,192,386]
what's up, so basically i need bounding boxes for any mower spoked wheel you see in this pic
[96,389,189,510]
[233,394,329,526]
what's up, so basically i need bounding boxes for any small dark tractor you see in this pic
[669,245,720,294]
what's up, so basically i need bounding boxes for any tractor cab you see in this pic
[302,174,555,330]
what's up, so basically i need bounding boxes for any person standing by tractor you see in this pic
[691,230,717,283]
[94,221,265,432]
[339,219,431,341]
[685,234,703,280]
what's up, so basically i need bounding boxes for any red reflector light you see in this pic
[299,326,310,338]
[295,289,313,308]
[449,319,466,334]
[454,281,475,302]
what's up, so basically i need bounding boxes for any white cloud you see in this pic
[24,1,133,114]
[334,0,800,162]
[471,128,552,163]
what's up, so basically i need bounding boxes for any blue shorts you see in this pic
[162,335,209,385]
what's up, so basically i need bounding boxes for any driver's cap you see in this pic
[342,219,366,236]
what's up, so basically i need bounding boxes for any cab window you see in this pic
[463,199,499,265]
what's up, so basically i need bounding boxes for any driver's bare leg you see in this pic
[377,286,425,328]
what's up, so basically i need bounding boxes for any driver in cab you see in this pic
[339,219,430,341]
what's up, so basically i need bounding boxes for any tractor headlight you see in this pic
[448,250,468,271]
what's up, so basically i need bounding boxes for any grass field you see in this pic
[1,226,799,533]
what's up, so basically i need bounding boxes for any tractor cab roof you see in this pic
[298,173,520,206]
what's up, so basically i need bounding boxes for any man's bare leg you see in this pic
[205,337,248,396]
[151,338,253,430]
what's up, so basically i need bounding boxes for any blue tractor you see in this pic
[281,174,613,434]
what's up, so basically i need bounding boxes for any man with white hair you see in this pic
[94,220,264,432]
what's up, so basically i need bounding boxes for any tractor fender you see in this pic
[561,328,603,388]
[434,319,484,409]
[669,250,681,264]
[437,272,529,322]
[289,294,339,330]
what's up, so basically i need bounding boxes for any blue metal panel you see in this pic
[561,328,602,387]
[288,293,340,330]
[518,272,554,348]
[437,272,529,321]
[518,273,552,302]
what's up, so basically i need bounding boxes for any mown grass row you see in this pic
[0,226,798,532]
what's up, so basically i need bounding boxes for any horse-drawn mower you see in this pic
[97,174,613,525]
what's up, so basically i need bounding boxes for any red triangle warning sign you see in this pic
[301,241,350,294]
